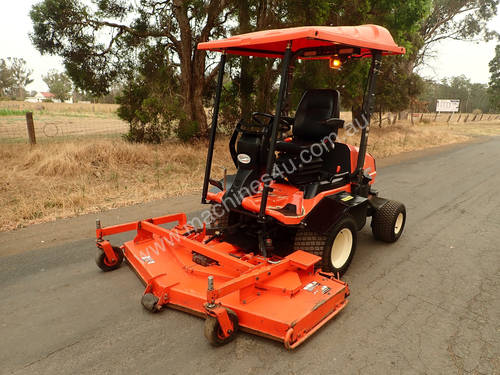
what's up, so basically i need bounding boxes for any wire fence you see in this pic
[0,102,128,143]
[0,102,499,144]
[357,111,500,126]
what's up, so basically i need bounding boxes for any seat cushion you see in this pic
[275,140,309,154]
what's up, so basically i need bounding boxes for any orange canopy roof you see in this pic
[198,24,405,58]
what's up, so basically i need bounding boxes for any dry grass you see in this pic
[340,122,472,157]
[1,120,499,231]
[0,139,233,231]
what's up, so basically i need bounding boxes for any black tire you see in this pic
[293,228,328,258]
[294,216,357,276]
[141,293,160,312]
[371,200,406,243]
[95,246,124,272]
[204,308,239,346]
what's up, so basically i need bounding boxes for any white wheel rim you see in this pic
[330,228,353,269]
[394,213,404,235]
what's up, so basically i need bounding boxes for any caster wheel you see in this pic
[141,293,160,312]
[204,308,239,346]
[95,246,123,272]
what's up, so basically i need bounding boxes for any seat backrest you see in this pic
[293,89,340,142]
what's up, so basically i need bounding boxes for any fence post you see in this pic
[25,112,36,145]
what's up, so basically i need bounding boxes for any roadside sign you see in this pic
[436,99,460,113]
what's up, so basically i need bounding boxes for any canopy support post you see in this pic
[258,42,293,222]
[354,51,382,191]
[202,53,226,204]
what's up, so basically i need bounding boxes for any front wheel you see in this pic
[322,216,358,276]
[293,216,357,276]
[371,200,406,243]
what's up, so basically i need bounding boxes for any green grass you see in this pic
[0,109,116,118]
[0,109,28,116]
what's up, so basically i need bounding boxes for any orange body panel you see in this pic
[97,214,349,348]
[345,144,377,182]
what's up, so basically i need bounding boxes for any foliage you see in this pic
[414,0,499,68]
[488,44,500,111]
[0,59,14,97]
[117,45,183,143]
[219,80,241,132]
[288,0,429,116]
[0,58,33,99]
[43,70,73,101]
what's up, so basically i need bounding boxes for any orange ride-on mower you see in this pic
[95,25,407,349]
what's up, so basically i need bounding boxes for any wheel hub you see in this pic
[330,228,353,269]
[394,213,404,234]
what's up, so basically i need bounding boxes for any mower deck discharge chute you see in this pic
[95,24,407,348]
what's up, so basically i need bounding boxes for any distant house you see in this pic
[25,92,72,103]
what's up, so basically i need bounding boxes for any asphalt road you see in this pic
[1,138,499,374]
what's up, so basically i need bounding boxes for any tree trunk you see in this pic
[173,0,213,137]
[238,0,252,122]
[255,60,277,113]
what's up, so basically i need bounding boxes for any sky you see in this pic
[0,1,499,92]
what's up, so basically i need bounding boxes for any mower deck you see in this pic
[96,213,349,348]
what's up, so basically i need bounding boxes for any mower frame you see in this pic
[95,24,407,349]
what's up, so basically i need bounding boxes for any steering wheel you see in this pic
[251,112,293,132]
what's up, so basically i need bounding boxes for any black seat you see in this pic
[294,89,341,141]
[276,89,343,154]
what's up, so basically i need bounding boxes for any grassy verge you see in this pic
[0,109,29,116]
[1,121,499,231]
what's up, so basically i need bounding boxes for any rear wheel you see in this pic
[293,216,357,276]
[371,200,406,242]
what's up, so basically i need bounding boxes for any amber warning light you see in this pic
[329,56,342,70]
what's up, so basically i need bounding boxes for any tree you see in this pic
[117,44,183,143]
[30,0,234,140]
[0,58,33,99]
[420,75,492,112]
[413,0,499,70]
[291,0,430,119]
[7,58,33,99]
[43,70,72,101]
[233,0,334,118]
[0,59,14,97]
[488,44,500,111]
